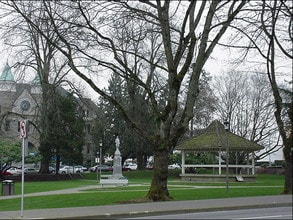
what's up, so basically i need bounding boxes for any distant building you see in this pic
[0,63,98,167]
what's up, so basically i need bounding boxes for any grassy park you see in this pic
[0,171,285,211]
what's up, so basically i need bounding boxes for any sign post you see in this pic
[19,120,28,218]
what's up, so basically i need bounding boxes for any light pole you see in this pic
[96,150,99,181]
[99,139,102,183]
[224,119,230,192]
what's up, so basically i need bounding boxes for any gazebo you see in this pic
[175,120,264,182]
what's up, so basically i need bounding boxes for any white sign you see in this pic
[20,120,27,138]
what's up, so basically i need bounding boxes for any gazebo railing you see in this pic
[182,164,255,175]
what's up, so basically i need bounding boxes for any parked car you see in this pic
[49,166,56,174]
[7,167,22,175]
[122,166,131,171]
[89,165,111,172]
[0,170,13,176]
[146,163,153,170]
[74,165,87,172]
[168,163,181,170]
[123,163,137,171]
[59,166,84,174]
[109,166,131,171]
[24,168,38,174]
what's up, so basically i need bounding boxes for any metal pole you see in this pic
[225,137,229,192]
[99,145,102,183]
[96,152,99,181]
[21,138,25,218]
[224,119,229,192]
[98,140,102,183]
[19,120,28,219]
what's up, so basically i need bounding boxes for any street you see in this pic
[124,206,292,219]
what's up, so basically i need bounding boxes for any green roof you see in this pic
[31,73,41,84]
[0,63,14,81]
[176,120,264,152]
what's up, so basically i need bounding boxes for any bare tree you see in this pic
[213,71,281,167]
[0,3,79,173]
[5,1,247,200]
[218,0,292,193]
[259,1,292,194]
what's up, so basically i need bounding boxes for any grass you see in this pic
[0,172,285,212]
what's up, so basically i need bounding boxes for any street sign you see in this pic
[19,120,28,218]
[20,120,27,138]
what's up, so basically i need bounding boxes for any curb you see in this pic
[62,202,293,219]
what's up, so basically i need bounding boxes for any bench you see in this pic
[99,175,128,187]
[100,174,112,179]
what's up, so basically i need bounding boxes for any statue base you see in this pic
[100,174,128,186]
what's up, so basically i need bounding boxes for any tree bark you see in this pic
[283,152,292,194]
[145,147,171,201]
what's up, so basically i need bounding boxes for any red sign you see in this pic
[20,120,27,138]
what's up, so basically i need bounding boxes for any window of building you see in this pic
[5,120,10,131]
[83,109,89,118]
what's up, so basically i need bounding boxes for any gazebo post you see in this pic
[218,150,221,175]
[247,152,250,174]
[252,152,255,175]
[181,150,185,174]
[236,152,238,174]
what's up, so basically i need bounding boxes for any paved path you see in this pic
[0,185,100,200]
[0,184,292,219]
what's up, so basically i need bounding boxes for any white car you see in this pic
[59,166,84,174]
[74,165,87,172]
[168,164,181,170]
[7,167,21,175]
[123,163,137,171]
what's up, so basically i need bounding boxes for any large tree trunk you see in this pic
[56,148,61,174]
[136,144,144,170]
[282,134,292,194]
[145,148,172,201]
[269,66,292,194]
[38,83,53,174]
[39,140,51,174]
[273,102,292,194]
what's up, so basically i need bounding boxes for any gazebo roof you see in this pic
[176,120,264,152]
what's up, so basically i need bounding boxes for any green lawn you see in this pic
[0,172,285,212]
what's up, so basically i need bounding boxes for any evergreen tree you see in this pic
[39,89,85,173]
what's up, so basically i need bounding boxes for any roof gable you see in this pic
[12,88,38,115]
[176,120,264,152]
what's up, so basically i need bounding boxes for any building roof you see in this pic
[31,73,41,85]
[0,63,15,82]
[175,120,264,152]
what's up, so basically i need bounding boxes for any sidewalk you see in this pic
[0,185,292,219]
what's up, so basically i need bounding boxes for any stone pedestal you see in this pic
[100,136,128,186]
